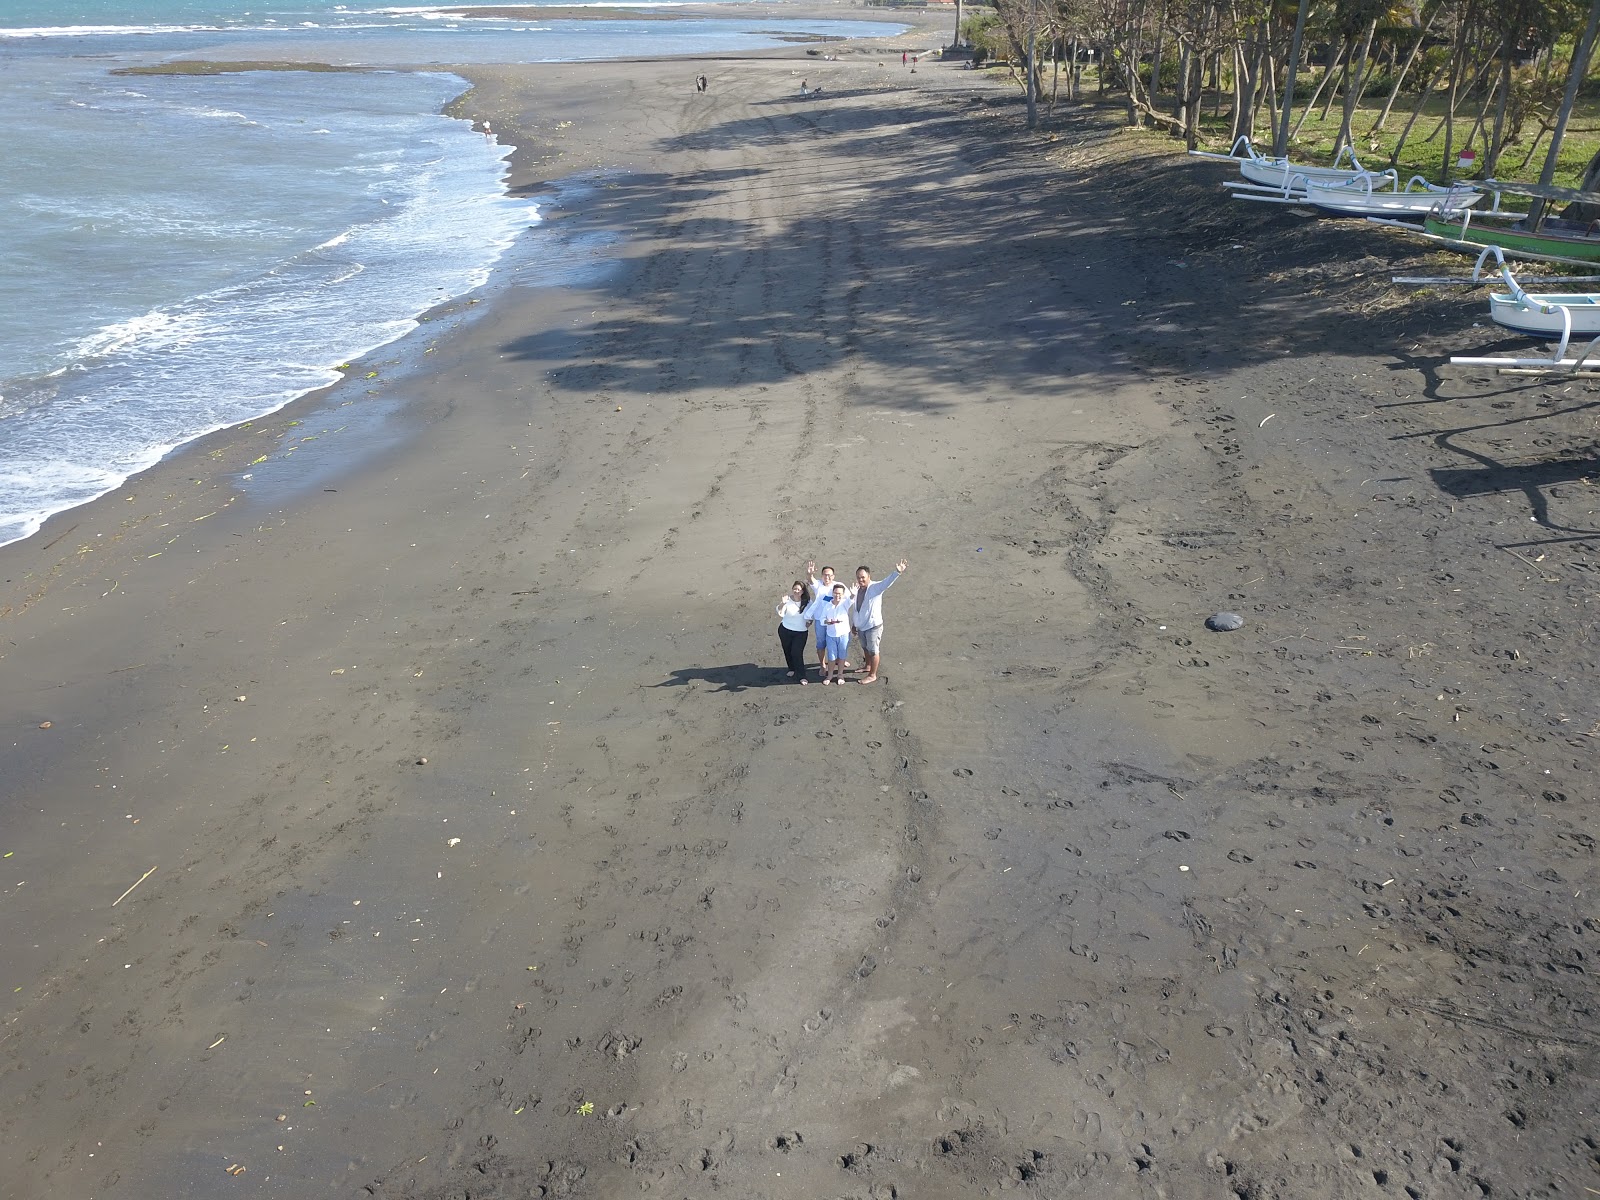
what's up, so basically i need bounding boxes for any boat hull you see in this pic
[1239,159,1369,189]
[1307,181,1478,218]
[1489,291,1600,338]
[1424,215,1600,263]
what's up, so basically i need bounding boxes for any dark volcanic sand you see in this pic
[1,43,1598,1200]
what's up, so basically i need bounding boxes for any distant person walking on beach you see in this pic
[815,584,854,684]
[804,560,853,673]
[850,560,906,684]
[776,580,813,683]
[695,74,708,93]
[902,51,907,65]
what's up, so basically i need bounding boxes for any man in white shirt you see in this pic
[850,560,906,684]
[804,559,854,672]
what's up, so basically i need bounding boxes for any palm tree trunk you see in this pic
[1124,0,1146,127]
[1423,47,1497,144]
[1533,0,1600,225]
[1273,0,1310,155]
[1461,63,1502,164]
[1321,55,1347,122]
[1289,37,1346,139]
[1149,0,1167,107]
[1388,62,1447,168]
[1262,40,1278,140]
[1485,47,1513,176]
[1333,18,1377,157]
[1437,8,1474,180]
[1369,11,1435,135]
[1175,39,1190,124]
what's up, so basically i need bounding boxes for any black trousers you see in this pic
[778,624,809,674]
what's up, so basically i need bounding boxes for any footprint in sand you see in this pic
[838,1143,875,1170]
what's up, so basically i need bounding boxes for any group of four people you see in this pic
[776,558,907,685]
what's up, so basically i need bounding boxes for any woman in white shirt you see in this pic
[775,580,813,683]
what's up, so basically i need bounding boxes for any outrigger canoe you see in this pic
[1305,174,1478,218]
[1423,209,1600,265]
[1449,246,1600,376]
[1378,180,1600,268]
[1190,136,1373,194]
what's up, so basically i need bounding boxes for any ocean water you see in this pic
[0,2,904,547]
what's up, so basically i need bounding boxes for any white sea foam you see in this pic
[0,61,545,549]
[0,141,538,547]
[68,309,205,360]
[0,24,218,38]
[371,2,687,12]
[184,107,261,124]
[0,4,906,549]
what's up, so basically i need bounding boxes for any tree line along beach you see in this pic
[1,4,1598,1199]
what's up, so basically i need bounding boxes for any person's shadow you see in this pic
[650,663,792,693]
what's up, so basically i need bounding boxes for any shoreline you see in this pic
[5,36,1598,1200]
[3,5,942,555]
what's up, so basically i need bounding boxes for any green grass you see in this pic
[1200,88,1600,189]
[1049,63,1600,189]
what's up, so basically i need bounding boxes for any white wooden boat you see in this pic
[1227,166,1397,205]
[1192,136,1372,194]
[1304,174,1479,218]
[1375,180,1600,270]
[1490,289,1600,338]
[1451,246,1600,375]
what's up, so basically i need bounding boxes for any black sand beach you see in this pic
[2,26,1598,1200]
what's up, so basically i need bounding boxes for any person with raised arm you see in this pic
[849,560,906,684]
[804,559,854,673]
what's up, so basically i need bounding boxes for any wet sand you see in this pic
[3,38,1599,1200]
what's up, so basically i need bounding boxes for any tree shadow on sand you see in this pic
[1422,402,1600,537]
[499,92,1460,411]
